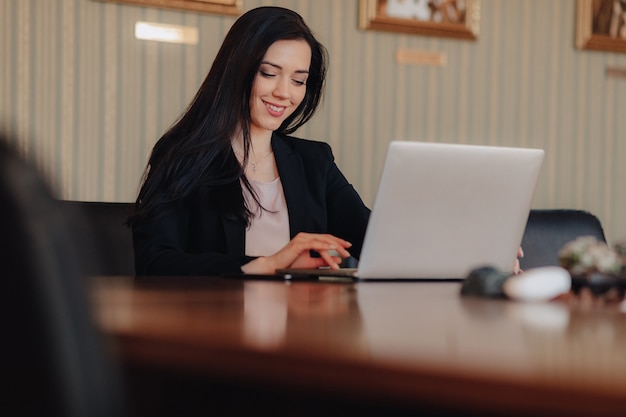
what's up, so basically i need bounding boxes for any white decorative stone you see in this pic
[503,266,572,302]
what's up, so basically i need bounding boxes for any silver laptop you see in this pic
[279,141,545,280]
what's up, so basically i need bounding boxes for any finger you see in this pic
[309,256,342,269]
[327,246,351,259]
[272,234,353,270]
[294,232,352,251]
[291,239,351,259]
[287,252,341,270]
[319,250,341,269]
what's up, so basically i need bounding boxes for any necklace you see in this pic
[235,149,273,173]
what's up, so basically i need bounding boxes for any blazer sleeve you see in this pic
[132,198,250,276]
[322,145,371,260]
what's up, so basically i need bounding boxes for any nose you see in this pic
[273,77,290,99]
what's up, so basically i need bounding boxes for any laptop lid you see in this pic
[356,141,544,279]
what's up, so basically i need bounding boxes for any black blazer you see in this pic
[133,133,371,275]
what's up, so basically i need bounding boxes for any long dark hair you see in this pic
[128,6,328,225]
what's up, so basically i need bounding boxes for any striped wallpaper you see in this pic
[1,0,626,243]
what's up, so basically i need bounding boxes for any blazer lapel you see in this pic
[272,134,311,237]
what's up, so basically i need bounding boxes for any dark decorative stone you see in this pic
[571,272,626,296]
[460,266,510,298]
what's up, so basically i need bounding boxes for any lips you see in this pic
[264,101,286,117]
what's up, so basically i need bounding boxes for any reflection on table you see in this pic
[92,276,626,417]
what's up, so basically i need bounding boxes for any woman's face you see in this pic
[249,39,311,139]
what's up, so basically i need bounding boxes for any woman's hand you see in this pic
[241,232,352,274]
[513,246,524,274]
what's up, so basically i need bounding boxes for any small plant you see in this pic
[558,236,623,276]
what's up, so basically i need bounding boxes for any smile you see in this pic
[264,101,286,116]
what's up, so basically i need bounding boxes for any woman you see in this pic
[128,7,371,276]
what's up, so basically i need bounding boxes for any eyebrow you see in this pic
[261,61,309,74]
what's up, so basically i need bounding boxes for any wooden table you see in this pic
[92,276,626,416]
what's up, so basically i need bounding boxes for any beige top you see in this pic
[243,177,290,257]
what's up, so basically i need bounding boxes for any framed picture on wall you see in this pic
[358,0,480,40]
[95,0,242,16]
[576,0,626,53]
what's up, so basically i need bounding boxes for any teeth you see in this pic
[266,103,284,112]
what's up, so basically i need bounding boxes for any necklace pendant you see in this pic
[251,162,257,173]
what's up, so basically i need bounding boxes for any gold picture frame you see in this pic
[576,0,626,53]
[358,0,480,40]
[96,0,242,16]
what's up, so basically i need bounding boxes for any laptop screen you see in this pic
[356,141,544,279]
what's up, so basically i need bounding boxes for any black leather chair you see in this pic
[57,200,135,276]
[0,137,127,417]
[519,209,607,270]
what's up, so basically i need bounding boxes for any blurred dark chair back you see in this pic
[520,209,607,270]
[0,137,127,417]
[58,200,135,276]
